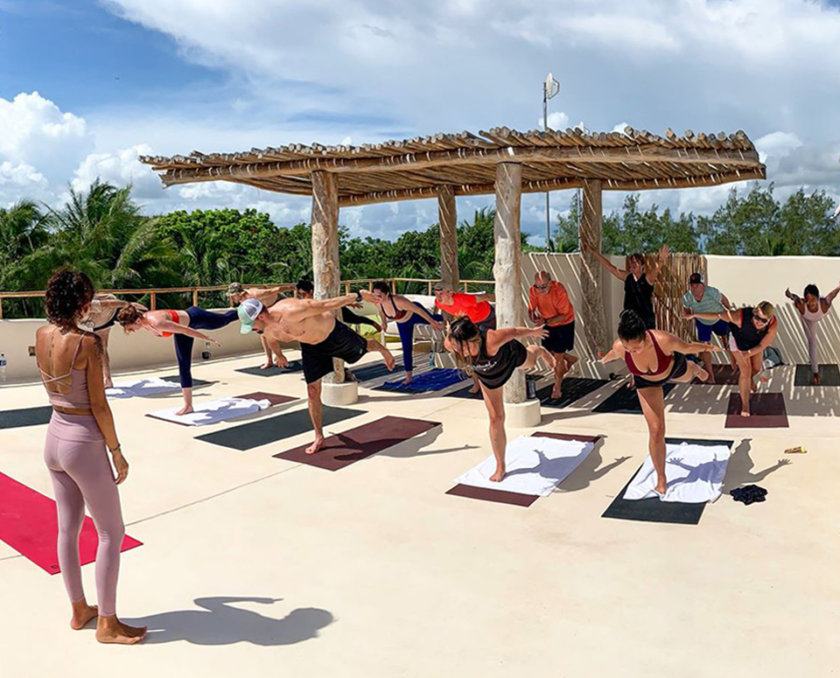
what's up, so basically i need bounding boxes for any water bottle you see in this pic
[428,350,436,369]
[761,358,773,371]
[201,341,211,361]
[0,353,6,383]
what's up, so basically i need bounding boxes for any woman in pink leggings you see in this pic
[36,269,146,645]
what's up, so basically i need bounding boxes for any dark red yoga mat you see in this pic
[446,432,602,507]
[0,472,142,574]
[273,416,440,470]
[725,392,789,428]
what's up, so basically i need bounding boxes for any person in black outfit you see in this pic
[581,240,670,330]
[444,317,553,482]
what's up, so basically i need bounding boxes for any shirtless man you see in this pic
[227,282,295,369]
[238,291,394,455]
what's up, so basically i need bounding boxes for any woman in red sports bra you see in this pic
[116,306,233,415]
[599,310,722,496]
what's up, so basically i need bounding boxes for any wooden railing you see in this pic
[0,278,495,319]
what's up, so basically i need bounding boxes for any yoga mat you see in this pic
[447,432,601,506]
[0,472,142,574]
[725,392,788,428]
[601,438,733,524]
[195,406,364,451]
[160,375,212,387]
[0,406,52,429]
[274,416,440,470]
[146,392,295,426]
[350,362,404,382]
[794,363,840,386]
[536,377,610,408]
[376,368,467,393]
[691,364,740,385]
[235,361,304,377]
[592,382,676,414]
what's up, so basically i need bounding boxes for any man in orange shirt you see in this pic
[527,271,578,398]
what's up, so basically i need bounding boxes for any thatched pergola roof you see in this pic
[140,127,766,207]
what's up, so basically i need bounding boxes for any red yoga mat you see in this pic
[0,472,142,575]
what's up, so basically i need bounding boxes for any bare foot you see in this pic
[489,466,505,482]
[96,617,147,645]
[70,602,98,630]
[260,361,273,369]
[551,385,562,399]
[468,384,481,394]
[696,367,710,383]
[305,436,324,455]
[565,355,579,371]
[401,374,413,385]
[813,373,821,385]
[655,478,667,496]
[383,350,395,371]
[175,405,193,416]
[740,410,751,418]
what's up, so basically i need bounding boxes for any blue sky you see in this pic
[1,0,839,243]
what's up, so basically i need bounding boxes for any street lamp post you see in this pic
[543,72,560,251]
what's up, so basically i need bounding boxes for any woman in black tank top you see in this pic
[581,240,669,330]
[685,301,778,417]
[445,317,554,482]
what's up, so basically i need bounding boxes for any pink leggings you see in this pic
[44,412,124,617]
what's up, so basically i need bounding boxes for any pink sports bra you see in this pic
[39,333,91,409]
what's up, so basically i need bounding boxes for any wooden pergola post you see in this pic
[437,185,459,287]
[580,179,609,351]
[310,170,345,382]
[492,162,526,404]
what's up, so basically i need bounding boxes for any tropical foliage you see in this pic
[0,179,837,317]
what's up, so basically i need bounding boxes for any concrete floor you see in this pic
[0,351,837,677]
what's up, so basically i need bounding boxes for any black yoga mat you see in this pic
[350,362,404,382]
[195,406,364,451]
[592,382,676,414]
[794,363,840,387]
[536,377,610,409]
[601,437,734,525]
[235,361,304,377]
[160,375,213,388]
[0,406,53,429]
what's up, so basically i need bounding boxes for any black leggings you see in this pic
[173,306,238,387]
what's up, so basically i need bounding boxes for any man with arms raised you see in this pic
[238,291,394,454]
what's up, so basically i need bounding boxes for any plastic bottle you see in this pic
[0,353,6,383]
[202,341,211,361]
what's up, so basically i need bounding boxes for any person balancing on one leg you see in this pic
[237,290,394,455]
[527,271,578,398]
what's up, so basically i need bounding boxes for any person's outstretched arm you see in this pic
[646,244,670,284]
[598,340,625,364]
[658,332,724,356]
[287,293,359,321]
[685,308,739,325]
[581,238,626,280]
[487,325,546,349]
[154,320,220,345]
[823,282,840,308]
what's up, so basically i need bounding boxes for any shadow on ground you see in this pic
[124,596,334,646]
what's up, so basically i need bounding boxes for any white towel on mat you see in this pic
[149,397,271,426]
[624,441,731,503]
[106,377,180,398]
[454,435,595,496]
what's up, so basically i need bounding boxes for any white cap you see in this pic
[238,298,264,334]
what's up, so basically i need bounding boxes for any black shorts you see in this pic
[301,321,368,384]
[634,352,688,389]
[476,306,496,331]
[543,321,575,354]
[92,313,118,332]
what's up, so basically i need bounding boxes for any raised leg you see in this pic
[366,338,395,371]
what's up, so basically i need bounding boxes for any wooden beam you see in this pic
[579,180,610,352]
[437,186,459,287]
[310,170,345,382]
[492,162,526,404]
[154,145,762,186]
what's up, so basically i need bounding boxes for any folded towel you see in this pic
[148,397,271,426]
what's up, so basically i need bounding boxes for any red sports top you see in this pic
[435,292,492,323]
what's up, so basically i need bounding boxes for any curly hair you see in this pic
[44,269,94,331]
[116,305,144,328]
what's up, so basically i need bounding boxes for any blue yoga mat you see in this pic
[378,368,466,393]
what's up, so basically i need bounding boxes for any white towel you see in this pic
[106,377,180,399]
[148,397,271,426]
[454,436,595,496]
[624,442,731,503]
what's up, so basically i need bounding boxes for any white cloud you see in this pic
[71,144,161,198]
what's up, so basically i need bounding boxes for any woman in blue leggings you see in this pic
[370,282,443,385]
[117,306,237,414]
